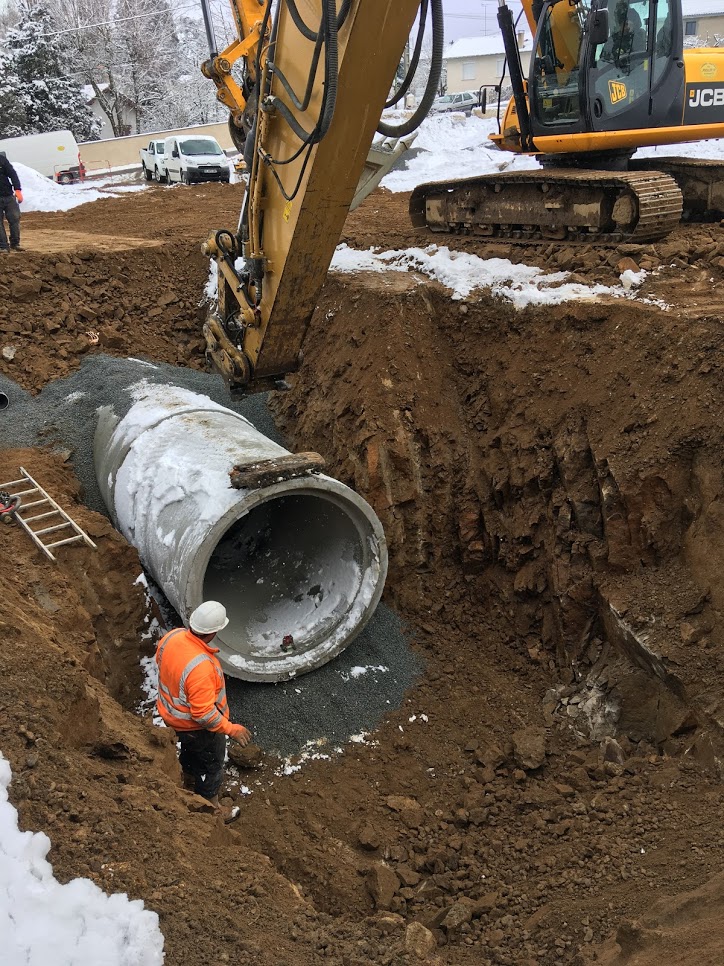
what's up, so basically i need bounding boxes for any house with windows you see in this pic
[82,85,139,138]
[442,32,533,95]
[681,0,724,41]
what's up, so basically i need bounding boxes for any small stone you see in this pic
[366,863,400,910]
[2,345,16,361]
[357,821,381,851]
[617,256,640,274]
[440,898,475,931]
[512,726,548,770]
[601,737,626,764]
[405,921,437,960]
[227,742,263,770]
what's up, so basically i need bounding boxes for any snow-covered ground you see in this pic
[331,242,647,309]
[379,111,724,193]
[14,162,145,213]
[0,754,164,966]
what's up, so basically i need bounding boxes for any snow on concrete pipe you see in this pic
[93,382,388,682]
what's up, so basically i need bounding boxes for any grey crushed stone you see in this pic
[0,355,421,757]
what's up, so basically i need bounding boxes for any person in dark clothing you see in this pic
[0,154,23,252]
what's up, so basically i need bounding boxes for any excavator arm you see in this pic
[201,0,442,395]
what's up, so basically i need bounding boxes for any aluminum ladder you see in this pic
[0,466,97,562]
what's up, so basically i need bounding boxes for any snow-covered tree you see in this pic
[115,0,179,134]
[0,50,27,136]
[143,14,226,131]
[1,4,99,140]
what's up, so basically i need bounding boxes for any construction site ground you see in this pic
[4,180,724,964]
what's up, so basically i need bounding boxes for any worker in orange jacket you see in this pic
[155,600,251,805]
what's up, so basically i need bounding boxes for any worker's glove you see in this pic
[229,724,252,747]
[14,190,22,204]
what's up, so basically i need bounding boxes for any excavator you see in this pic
[411,0,724,243]
[197,0,724,396]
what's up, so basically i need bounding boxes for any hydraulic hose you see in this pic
[286,0,351,42]
[376,0,443,138]
[385,0,428,108]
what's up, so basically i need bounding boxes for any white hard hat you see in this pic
[189,601,229,635]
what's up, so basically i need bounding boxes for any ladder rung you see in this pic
[44,535,84,549]
[9,487,39,498]
[23,510,60,523]
[33,522,72,537]
[20,499,50,510]
[0,477,26,487]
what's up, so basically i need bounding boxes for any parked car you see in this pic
[163,135,230,185]
[430,90,478,115]
[140,140,166,183]
[0,129,84,183]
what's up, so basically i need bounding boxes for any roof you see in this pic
[682,0,724,16]
[444,33,531,60]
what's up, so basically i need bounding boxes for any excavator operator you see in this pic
[600,1,647,72]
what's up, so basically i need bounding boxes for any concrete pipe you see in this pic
[94,382,388,682]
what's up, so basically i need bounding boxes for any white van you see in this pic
[163,135,230,185]
[0,130,83,183]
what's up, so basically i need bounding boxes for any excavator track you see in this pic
[410,169,683,245]
[630,157,724,223]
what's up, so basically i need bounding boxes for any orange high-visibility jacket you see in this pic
[155,627,233,735]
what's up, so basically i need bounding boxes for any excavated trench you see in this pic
[271,270,724,771]
[3,236,724,765]
[6,199,724,962]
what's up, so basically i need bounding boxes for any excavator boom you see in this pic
[202,0,441,394]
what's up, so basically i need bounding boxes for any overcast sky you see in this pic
[0,0,527,47]
[443,0,526,41]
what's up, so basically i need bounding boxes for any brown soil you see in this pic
[2,183,724,964]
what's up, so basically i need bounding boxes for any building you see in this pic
[682,0,724,41]
[442,33,533,95]
[82,85,139,138]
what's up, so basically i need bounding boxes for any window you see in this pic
[685,19,697,34]
[496,56,506,78]
[654,0,672,82]
[179,138,224,156]
[461,61,476,81]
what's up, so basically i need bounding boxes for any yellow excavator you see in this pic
[198,0,442,395]
[198,0,724,396]
[412,0,724,242]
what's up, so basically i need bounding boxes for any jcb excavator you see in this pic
[411,0,724,242]
[198,0,724,396]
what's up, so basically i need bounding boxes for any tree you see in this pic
[143,14,226,131]
[0,50,27,136]
[115,0,178,134]
[1,4,99,140]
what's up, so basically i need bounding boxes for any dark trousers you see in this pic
[0,195,19,249]
[177,729,226,799]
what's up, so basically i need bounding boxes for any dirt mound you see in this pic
[4,186,724,964]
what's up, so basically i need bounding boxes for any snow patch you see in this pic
[0,753,164,965]
[14,161,145,212]
[331,243,626,307]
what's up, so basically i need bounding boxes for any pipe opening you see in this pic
[0,392,8,411]
[204,493,373,670]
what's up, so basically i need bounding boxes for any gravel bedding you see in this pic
[0,355,421,756]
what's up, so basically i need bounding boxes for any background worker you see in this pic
[0,152,23,252]
[155,600,251,807]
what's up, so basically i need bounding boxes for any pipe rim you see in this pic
[184,474,388,682]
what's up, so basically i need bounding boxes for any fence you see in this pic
[79,121,234,171]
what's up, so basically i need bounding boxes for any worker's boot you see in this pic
[206,794,221,814]
[181,772,196,792]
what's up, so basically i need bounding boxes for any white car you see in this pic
[140,140,166,183]
[430,91,478,115]
[163,135,230,185]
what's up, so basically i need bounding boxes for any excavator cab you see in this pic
[529,0,684,147]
